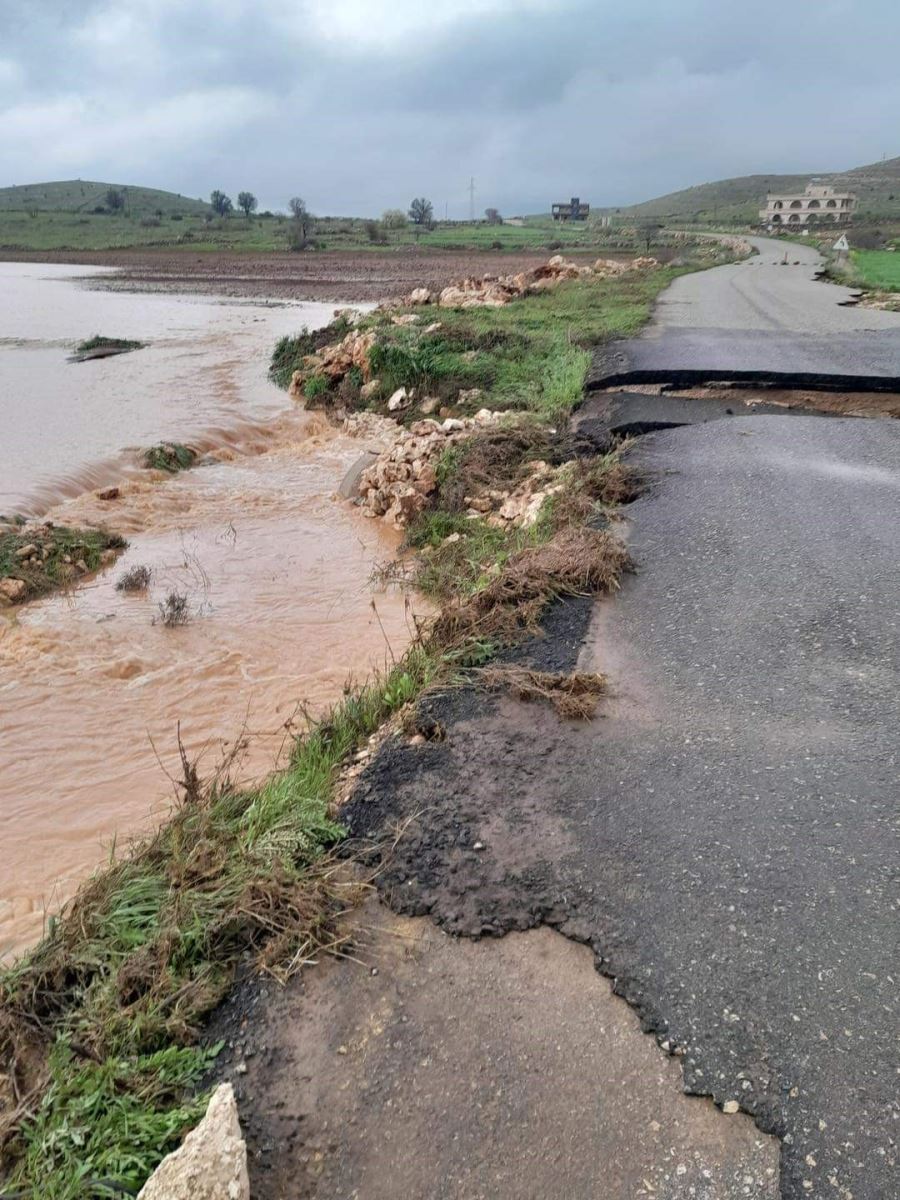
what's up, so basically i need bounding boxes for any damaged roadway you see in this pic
[343,414,899,1200]
[591,235,900,388]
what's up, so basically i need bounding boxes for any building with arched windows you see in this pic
[759,184,856,227]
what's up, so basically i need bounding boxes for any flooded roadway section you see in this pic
[0,265,416,957]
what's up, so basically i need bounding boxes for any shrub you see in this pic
[116,564,152,592]
[303,374,330,401]
[155,591,190,627]
[364,220,387,244]
[142,443,197,473]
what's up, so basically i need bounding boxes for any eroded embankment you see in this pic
[0,244,759,1197]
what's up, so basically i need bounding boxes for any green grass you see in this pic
[332,266,688,421]
[0,205,711,256]
[849,249,900,291]
[0,526,126,602]
[0,180,209,216]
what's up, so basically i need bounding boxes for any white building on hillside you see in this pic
[760,184,856,228]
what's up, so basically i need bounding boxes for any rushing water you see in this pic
[0,264,415,958]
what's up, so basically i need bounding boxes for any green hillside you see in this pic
[603,156,900,225]
[0,180,209,216]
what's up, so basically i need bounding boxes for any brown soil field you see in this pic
[1,248,606,302]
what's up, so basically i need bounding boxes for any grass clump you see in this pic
[142,443,197,473]
[116,563,152,592]
[476,666,607,720]
[269,317,351,389]
[0,525,126,603]
[154,590,190,627]
[74,335,144,358]
[13,1040,216,1199]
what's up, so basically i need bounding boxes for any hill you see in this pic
[604,156,900,225]
[0,180,209,216]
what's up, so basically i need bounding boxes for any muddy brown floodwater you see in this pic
[0,265,420,958]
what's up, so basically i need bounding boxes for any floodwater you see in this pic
[0,264,415,958]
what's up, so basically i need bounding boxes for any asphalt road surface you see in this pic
[350,414,899,1200]
[597,236,900,382]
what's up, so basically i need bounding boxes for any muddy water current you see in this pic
[0,264,416,958]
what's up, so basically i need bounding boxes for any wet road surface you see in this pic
[597,236,900,384]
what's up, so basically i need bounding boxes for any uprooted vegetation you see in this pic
[476,665,607,720]
[72,335,144,361]
[116,563,152,592]
[0,524,126,605]
[142,442,198,473]
[0,251,712,1196]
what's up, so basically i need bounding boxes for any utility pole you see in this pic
[468,177,475,223]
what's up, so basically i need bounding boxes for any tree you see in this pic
[210,190,233,217]
[237,191,257,217]
[382,209,407,230]
[106,188,124,212]
[408,197,434,226]
[638,219,663,253]
[287,196,313,247]
[485,207,502,225]
[364,219,387,244]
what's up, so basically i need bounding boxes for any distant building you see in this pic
[760,184,856,228]
[552,196,590,222]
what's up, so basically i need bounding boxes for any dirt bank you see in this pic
[0,248,606,302]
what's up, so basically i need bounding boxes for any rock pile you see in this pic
[470,460,568,529]
[403,253,661,309]
[356,410,501,528]
[288,328,376,397]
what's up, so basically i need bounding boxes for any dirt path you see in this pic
[211,898,778,1199]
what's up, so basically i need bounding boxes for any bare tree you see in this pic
[485,207,502,225]
[237,191,257,217]
[106,188,124,212]
[408,197,434,226]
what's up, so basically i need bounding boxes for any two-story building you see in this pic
[759,184,856,227]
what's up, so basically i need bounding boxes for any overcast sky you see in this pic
[1,0,898,217]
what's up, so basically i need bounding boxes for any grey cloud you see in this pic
[1,0,898,216]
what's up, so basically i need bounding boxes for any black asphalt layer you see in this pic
[593,236,900,387]
[347,415,900,1200]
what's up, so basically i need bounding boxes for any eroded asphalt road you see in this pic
[343,246,900,1200]
[216,240,899,1199]
[594,235,900,384]
[348,416,899,1200]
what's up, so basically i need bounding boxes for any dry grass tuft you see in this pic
[433,526,631,647]
[476,665,606,719]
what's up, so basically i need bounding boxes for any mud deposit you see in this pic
[209,898,779,1199]
[0,266,421,957]
[1,248,601,303]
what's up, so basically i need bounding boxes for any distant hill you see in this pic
[602,156,900,225]
[0,180,210,216]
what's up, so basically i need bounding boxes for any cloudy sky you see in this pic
[1,0,898,216]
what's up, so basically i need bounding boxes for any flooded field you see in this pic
[0,265,414,957]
